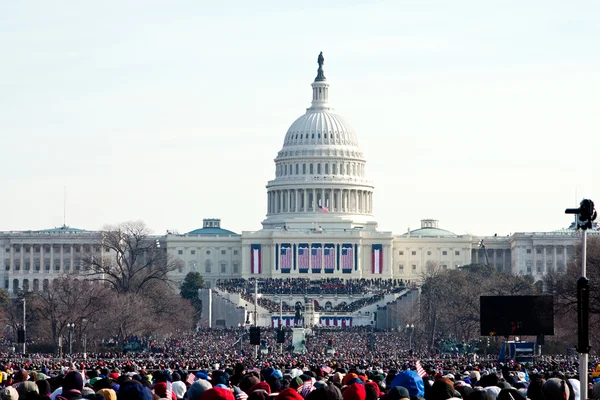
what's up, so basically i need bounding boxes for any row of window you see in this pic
[177,249,239,256]
[6,278,83,291]
[6,264,82,272]
[398,250,461,256]
[398,264,454,272]
[5,246,106,253]
[276,162,364,178]
[178,262,240,274]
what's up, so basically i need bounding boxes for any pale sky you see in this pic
[1,1,599,236]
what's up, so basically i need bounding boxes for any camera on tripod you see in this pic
[565,199,597,231]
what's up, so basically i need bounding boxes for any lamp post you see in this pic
[81,318,88,360]
[67,323,75,356]
[406,323,414,352]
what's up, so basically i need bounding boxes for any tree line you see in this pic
[0,221,205,354]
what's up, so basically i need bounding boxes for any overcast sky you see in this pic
[1,1,599,236]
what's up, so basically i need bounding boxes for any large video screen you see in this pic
[480,295,554,336]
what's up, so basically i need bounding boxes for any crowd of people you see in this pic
[0,328,599,400]
[216,279,406,296]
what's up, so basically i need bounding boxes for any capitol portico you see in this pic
[1,54,598,296]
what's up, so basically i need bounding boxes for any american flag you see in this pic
[311,247,322,270]
[186,373,196,385]
[416,360,427,377]
[324,247,335,270]
[298,247,309,270]
[280,247,292,270]
[318,204,329,212]
[341,246,353,270]
[166,381,173,399]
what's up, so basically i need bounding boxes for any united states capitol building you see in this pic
[1,54,597,298]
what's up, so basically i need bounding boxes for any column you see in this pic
[50,245,54,272]
[502,250,506,273]
[295,190,299,212]
[312,188,316,211]
[563,246,567,271]
[20,246,24,272]
[29,246,34,274]
[553,247,557,272]
[532,246,536,274]
[492,249,497,270]
[354,190,358,213]
[330,188,334,211]
[9,245,14,271]
[321,188,325,208]
[303,189,308,212]
[71,244,74,272]
[543,246,547,274]
[60,245,64,272]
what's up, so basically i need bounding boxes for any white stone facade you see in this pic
[2,56,598,293]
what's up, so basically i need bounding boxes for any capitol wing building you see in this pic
[1,56,597,320]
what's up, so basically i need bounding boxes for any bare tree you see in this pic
[81,221,178,294]
[31,277,109,352]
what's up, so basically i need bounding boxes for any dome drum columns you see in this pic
[267,188,373,215]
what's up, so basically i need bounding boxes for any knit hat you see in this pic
[249,381,271,395]
[388,386,411,400]
[63,370,84,394]
[542,378,569,400]
[201,387,235,400]
[187,379,214,400]
[14,369,29,383]
[117,381,153,400]
[154,382,168,398]
[275,388,304,400]
[306,384,343,400]
[498,388,526,400]
[390,371,425,398]
[343,383,366,400]
[2,387,19,400]
[364,382,380,400]
[18,381,39,396]
[97,388,118,400]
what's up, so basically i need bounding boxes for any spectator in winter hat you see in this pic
[305,383,343,400]
[275,388,304,400]
[186,379,213,400]
[592,381,600,400]
[36,379,52,397]
[343,383,366,400]
[390,371,425,400]
[2,387,19,400]
[364,382,380,400]
[497,388,526,400]
[200,387,235,400]
[239,375,260,395]
[427,378,457,400]
[541,378,569,400]
[96,388,117,400]
[383,386,411,400]
[117,380,153,400]
[17,382,39,400]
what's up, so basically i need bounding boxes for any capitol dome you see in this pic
[262,53,376,230]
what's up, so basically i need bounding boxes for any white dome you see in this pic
[262,54,376,230]
[283,111,360,148]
